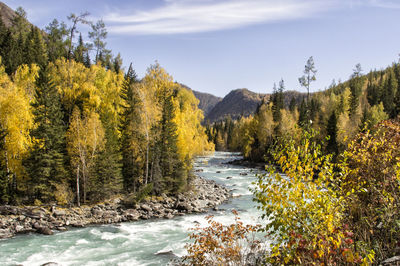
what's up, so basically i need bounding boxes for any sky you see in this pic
[4,0,400,97]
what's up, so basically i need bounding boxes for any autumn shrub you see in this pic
[339,119,400,262]
[181,210,263,266]
[253,129,374,265]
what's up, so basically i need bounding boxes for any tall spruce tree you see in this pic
[349,63,363,118]
[45,19,69,62]
[25,26,48,69]
[382,69,398,118]
[157,89,185,195]
[326,111,338,156]
[121,64,144,193]
[92,114,123,200]
[73,33,86,64]
[25,68,67,202]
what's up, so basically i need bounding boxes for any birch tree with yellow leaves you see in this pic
[0,62,36,202]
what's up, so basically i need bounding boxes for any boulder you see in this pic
[53,209,66,217]
[0,228,13,239]
[15,225,24,233]
[140,204,152,212]
[124,209,140,221]
[37,226,53,235]
[176,202,193,212]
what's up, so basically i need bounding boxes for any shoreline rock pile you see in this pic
[0,177,230,239]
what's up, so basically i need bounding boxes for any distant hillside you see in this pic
[178,84,222,116]
[0,2,17,27]
[203,88,307,123]
[191,90,222,116]
[205,88,266,123]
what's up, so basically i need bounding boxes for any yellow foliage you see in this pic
[13,64,40,101]
[174,86,214,161]
[0,62,34,179]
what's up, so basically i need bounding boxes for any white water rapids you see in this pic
[0,152,267,266]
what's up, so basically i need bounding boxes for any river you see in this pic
[0,152,266,266]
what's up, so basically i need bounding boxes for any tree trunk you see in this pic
[76,165,80,207]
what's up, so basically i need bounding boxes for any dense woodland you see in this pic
[197,57,400,264]
[1,5,400,265]
[0,8,213,206]
[208,57,400,162]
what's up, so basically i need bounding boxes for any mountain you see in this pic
[178,84,222,116]
[202,88,308,123]
[0,2,17,27]
[205,88,266,123]
[191,90,222,116]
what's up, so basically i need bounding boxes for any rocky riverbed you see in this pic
[0,177,230,240]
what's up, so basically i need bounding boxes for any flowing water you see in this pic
[0,152,266,266]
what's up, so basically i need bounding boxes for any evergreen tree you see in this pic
[10,7,30,38]
[83,50,91,68]
[92,115,122,200]
[326,111,338,155]
[289,96,296,112]
[382,69,398,118]
[298,56,317,102]
[121,64,143,193]
[24,68,67,202]
[349,64,363,118]
[366,79,381,107]
[45,19,69,62]
[1,29,22,75]
[298,98,308,127]
[271,80,285,134]
[73,33,86,64]
[271,80,284,123]
[66,12,90,60]
[25,26,48,69]
[157,90,185,194]
[89,19,110,64]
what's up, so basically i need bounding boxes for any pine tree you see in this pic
[92,116,122,200]
[121,64,144,193]
[382,69,398,118]
[45,19,69,62]
[326,111,338,155]
[349,64,363,118]
[289,97,296,112]
[157,90,185,194]
[74,33,86,64]
[25,68,67,202]
[298,56,317,102]
[25,26,48,69]
[83,50,91,68]
[89,19,110,64]
[298,98,308,127]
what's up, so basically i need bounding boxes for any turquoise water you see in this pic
[0,152,265,266]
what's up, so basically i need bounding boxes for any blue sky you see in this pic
[5,0,400,97]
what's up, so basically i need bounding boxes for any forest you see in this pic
[207,57,400,162]
[0,8,214,206]
[195,57,400,264]
[1,5,400,265]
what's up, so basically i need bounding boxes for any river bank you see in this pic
[0,176,230,240]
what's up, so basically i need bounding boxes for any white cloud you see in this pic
[367,0,400,9]
[104,0,336,35]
